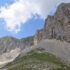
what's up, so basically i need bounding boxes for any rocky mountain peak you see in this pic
[34,3,70,44]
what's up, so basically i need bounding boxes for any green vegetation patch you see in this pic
[7,48,70,70]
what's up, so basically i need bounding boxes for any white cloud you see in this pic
[0,0,70,33]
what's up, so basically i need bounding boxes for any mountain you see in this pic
[34,3,70,44]
[0,36,23,54]
[0,36,34,68]
[33,3,70,65]
[0,3,70,70]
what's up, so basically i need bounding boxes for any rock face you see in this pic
[34,3,70,44]
[34,29,45,45]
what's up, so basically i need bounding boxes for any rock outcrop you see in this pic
[34,3,70,44]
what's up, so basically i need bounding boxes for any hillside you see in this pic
[3,39,69,70]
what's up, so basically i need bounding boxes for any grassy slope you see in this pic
[6,48,70,70]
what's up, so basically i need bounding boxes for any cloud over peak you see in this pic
[0,0,70,33]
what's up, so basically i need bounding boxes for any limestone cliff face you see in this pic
[34,3,70,44]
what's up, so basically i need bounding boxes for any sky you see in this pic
[0,0,70,39]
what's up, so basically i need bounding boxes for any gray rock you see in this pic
[34,3,70,44]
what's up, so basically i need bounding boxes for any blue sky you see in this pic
[0,0,70,39]
[0,0,14,6]
[0,16,44,38]
[0,0,45,39]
